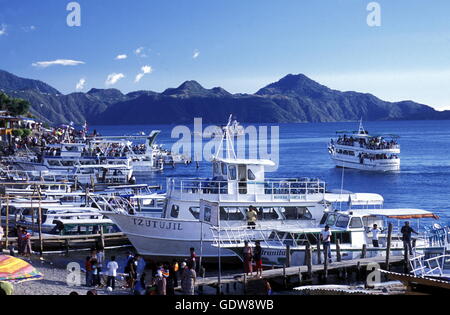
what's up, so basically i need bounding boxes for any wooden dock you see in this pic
[192,255,406,295]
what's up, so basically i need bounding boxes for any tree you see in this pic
[12,129,24,138]
[21,129,32,138]
[0,92,31,116]
[9,98,30,116]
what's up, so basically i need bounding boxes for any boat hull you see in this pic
[331,157,400,172]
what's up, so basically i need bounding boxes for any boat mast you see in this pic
[214,114,237,160]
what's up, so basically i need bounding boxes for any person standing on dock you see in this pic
[181,261,197,295]
[401,222,419,256]
[320,225,332,264]
[254,241,263,278]
[189,248,197,271]
[370,224,381,248]
[85,256,94,287]
[243,241,254,276]
[106,256,119,290]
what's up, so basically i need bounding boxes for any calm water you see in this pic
[91,120,450,224]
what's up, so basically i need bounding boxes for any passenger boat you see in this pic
[87,131,164,173]
[104,119,383,262]
[328,120,401,172]
[213,208,449,266]
[0,202,116,235]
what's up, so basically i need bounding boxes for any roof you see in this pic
[324,193,384,205]
[213,157,276,167]
[349,208,439,220]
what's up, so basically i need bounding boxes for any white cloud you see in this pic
[115,54,127,60]
[134,46,148,58]
[105,73,125,86]
[76,78,86,91]
[141,65,152,74]
[193,50,200,59]
[134,65,153,83]
[135,73,145,83]
[0,24,7,36]
[32,59,85,68]
[22,25,36,32]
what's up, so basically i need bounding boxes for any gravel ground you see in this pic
[11,255,131,296]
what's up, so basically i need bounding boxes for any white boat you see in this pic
[328,120,401,172]
[87,131,164,173]
[213,208,449,267]
[104,119,384,262]
[0,202,115,235]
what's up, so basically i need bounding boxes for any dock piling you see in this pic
[386,223,393,271]
[336,239,342,262]
[361,244,367,259]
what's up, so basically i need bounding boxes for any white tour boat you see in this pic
[328,121,401,172]
[214,208,448,267]
[104,119,384,262]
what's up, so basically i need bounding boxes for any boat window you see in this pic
[228,166,237,180]
[238,165,247,181]
[220,207,244,221]
[248,169,256,181]
[282,207,313,220]
[221,163,228,176]
[326,214,337,226]
[170,205,180,218]
[335,215,350,228]
[213,162,220,175]
[258,207,279,220]
[320,214,329,225]
[349,217,364,229]
[48,160,61,166]
[189,207,200,220]
[333,231,352,244]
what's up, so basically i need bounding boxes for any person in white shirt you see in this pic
[106,256,119,290]
[370,224,382,248]
[320,225,332,263]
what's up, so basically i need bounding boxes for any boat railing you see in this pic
[210,225,282,248]
[167,178,326,199]
[410,254,450,277]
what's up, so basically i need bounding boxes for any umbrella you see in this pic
[0,255,43,283]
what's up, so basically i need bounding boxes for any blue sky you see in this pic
[1,0,450,109]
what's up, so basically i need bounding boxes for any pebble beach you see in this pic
[10,254,130,296]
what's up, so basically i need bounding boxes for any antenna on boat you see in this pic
[339,161,345,211]
[358,118,366,135]
[214,114,237,160]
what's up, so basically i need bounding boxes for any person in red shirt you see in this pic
[85,256,93,287]
[189,248,197,271]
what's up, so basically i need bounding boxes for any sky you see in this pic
[1,0,450,110]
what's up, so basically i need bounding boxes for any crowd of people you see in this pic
[82,248,198,296]
[334,134,398,150]
[2,124,88,156]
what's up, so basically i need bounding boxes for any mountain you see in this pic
[0,69,60,95]
[0,69,449,125]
